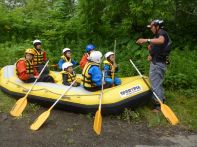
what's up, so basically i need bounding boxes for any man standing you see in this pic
[136,19,172,112]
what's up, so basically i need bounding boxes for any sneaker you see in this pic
[152,105,161,113]
[152,108,161,113]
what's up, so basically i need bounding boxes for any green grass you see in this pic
[0,90,40,118]
[0,90,15,113]
[117,89,197,131]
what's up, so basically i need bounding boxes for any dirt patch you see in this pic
[0,109,197,147]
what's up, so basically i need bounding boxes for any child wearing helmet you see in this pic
[32,39,49,74]
[61,62,80,87]
[82,51,110,91]
[80,44,96,69]
[58,48,78,70]
[16,48,40,83]
[103,52,121,86]
[16,48,55,83]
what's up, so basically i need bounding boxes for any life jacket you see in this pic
[16,58,34,75]
[103,60,114,78]
[61,71,76,84]
[82,62,99,88]
[61,56,71,62]
[33,48,45,65]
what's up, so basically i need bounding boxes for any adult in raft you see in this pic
[136,19,172,112]
[16,48,54,83]
[82,51,110,91]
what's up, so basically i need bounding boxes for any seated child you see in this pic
[58,48,78,70]
[82,51,111,91]
[16,48,54,83]
[61,62,80,87]
[103,51,121,86]
[80,44,96,69]
[32,39,49,74]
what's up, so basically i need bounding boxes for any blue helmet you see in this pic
[85,44,96,52]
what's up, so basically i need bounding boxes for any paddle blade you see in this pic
[93,110,102,135]
[161,103,179,125]
[30,110,51,131]
[10,97,27,117]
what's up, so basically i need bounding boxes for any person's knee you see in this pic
[115,78,121,85]
[105,78,113,85]
[39,75,54,83]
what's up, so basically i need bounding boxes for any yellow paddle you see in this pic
[93,71,105,135]
[129,59,179,125]
[30,80,77,131]
[10,60,49,117]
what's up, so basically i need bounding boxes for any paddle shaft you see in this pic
[129,59,163,104]
[98,72,105,111]
[49,80,77,111]
[25,60,49,97]
[73,65,80,70]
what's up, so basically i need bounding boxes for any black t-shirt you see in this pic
[150,29,170,58]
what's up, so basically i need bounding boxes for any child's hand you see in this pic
[73,82,78,87]
[113,63,118,68]
[34,75,40,79]
[111,69,115,73]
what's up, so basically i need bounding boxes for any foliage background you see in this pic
[0,0,196,89]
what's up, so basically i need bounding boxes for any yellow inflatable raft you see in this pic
[0,65,152,114]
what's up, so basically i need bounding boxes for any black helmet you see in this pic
[147,19,164,28]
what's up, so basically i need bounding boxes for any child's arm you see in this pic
[104,64,111,77]
[71,59,79,67]
[58,59,64,70]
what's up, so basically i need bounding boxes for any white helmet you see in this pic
[62,62,73,70]
[62,48,71,53]
[33,39,41,45]
[105,51,114,59]
[89,51,102,64]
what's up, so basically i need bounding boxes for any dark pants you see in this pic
[36,64,49,75]
[84,83,111,92]
[38,75,54,83]
[23,75,54,83]
[23,78,36,83]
